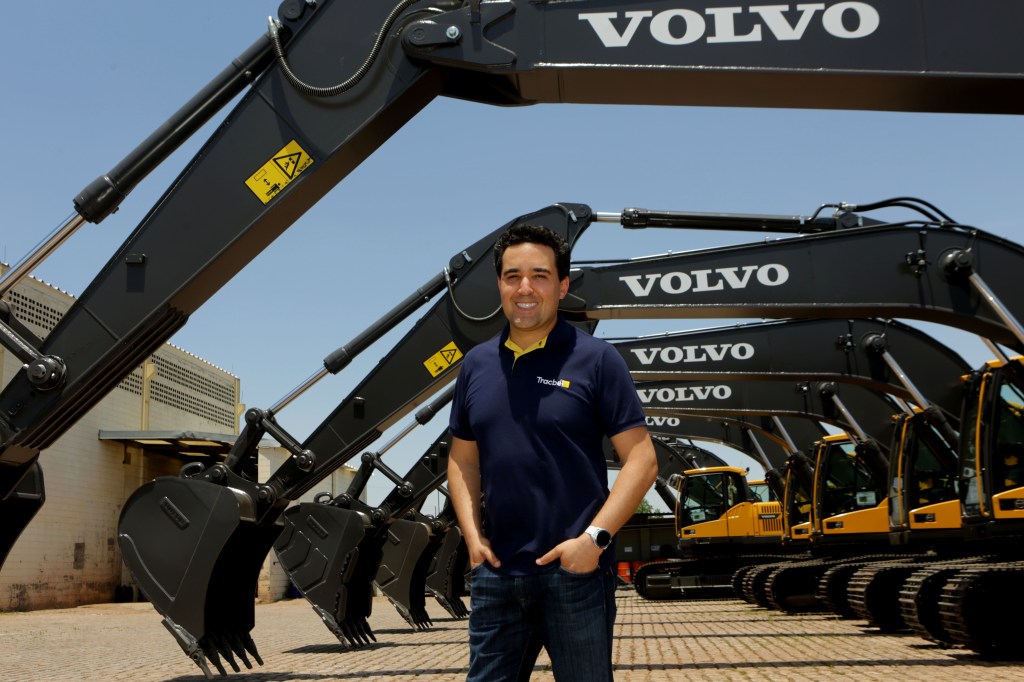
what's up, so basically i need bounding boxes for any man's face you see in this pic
[498,242,569,343]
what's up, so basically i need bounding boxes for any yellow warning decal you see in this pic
[424,341,464,377]
[244,140,314,204]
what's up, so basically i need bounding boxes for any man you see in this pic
[448,223,659,681]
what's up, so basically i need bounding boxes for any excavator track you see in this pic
[739,561,791,607]
[898,558,990,646]
[633,555,782,601]
[816,561,874,619]
[846,560,926,631]
[938,562,1024,658]
[633,559,731,600]
[732,563,765,603]
[767,553,920,615]
[765,559,833,613]
[823,555,931,622]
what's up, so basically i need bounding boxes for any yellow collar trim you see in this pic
[505,335,547,360]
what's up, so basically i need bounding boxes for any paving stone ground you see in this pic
[2,590,1023,681]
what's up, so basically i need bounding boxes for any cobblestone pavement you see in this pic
[3,591,1023,681]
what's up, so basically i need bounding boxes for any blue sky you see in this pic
[3,2,1024,510]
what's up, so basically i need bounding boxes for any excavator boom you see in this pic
[613,317,969,422]
[566,223,1024,352]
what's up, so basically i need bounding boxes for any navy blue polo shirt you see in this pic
[449,316,646,575]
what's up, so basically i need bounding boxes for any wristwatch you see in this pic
[584,525,613,550]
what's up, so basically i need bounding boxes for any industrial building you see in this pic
[0,267,354,610]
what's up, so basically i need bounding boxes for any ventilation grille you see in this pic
[120,369,144,396]
[756,502,785,534]
[151,354,235,404]
[6,289,64,333]
[5,282,236,428]
[150,380,235,428]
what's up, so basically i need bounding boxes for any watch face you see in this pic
[596,529,612,548]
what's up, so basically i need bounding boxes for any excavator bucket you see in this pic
[0,461,44,568]
[274,501,378,647]
[374,519,433,628]
[118,477,280,678]
[426,526,470,619]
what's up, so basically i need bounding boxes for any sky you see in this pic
[3,2,1024,511]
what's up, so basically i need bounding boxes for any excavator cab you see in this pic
[812,434,889,541]
[887,412,961,538]
[675,467,742,529]
[747,480,777,503]
[674,466,783,554]
[960,360,1024,529]
[782,464,813,543]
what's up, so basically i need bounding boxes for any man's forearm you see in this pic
[592,428,659,535]
[593,455,658,535]
[447,438,485,546]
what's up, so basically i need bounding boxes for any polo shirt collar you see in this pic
[500,315,573,358]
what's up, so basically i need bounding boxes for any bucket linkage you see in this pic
[277,427,453,640]
[423,502,471,619]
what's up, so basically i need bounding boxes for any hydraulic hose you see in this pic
[269,0,423,98]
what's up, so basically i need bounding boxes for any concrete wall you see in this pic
[0,273,237,610]
[0,390,182,610]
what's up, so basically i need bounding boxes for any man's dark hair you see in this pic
[493,224,571,280]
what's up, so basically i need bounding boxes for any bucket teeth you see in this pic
[189,629,263,677]
[200,639,228,677]
[432,594,469,619]
[226,632,254,669]
[316,603,376,647]
[341,617,377,646]
[389,597,433,628]
[242,633,264,666]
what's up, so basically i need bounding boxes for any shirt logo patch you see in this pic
[537,376,571,389]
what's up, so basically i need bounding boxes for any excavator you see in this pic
[2,0,1024,674]
[602,316,971,598]
[840,356,1024,652]
[722,355,1024,656]
[680,341,966,618]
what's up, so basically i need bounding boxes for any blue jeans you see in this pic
[467,562,617,681]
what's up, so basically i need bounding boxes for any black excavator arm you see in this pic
[612,315,972,501]
[646,414,828,468]
[564,222,1024,353]
[612,318,969,423]
[4,0,1024,483]
[639,379,898,452]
